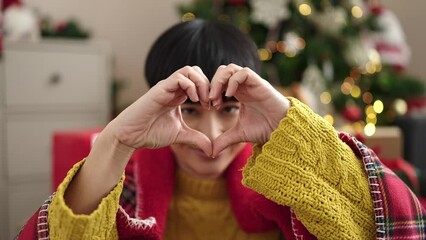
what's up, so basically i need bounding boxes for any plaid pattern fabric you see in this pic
[14,193,55,240]
[340,132,426,240]
[119,157,137,218]
[35,194,54,240]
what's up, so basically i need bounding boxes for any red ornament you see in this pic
[407,96,426,114]
[55,21,67,32]
[392,64,405,73]
[342,104,362,122]
[370,5,384,15]
[2,0,22,11]
[228,0,246,5]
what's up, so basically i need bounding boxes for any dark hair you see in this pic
[145,19,260,87]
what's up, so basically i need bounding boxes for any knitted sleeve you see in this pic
[48,160,123,240]
[242,98,375,239]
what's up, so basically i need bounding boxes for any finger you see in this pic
[175,76,199,102]
[225,67,253,97]
[212,125,245,157]
[176,127,213,157]
[178,66,210,107]
[210,64,242,109]
[187,66,210,106]
[191,66,211,109]
[209,65,227,108]
[160,72,199,102]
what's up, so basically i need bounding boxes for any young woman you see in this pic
[17,19,426,240]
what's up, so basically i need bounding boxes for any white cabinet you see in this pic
[0,40,111,239]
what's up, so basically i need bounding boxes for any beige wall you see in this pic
[383,0,426,83]
[25,0,190,110]
[24,0,426,109]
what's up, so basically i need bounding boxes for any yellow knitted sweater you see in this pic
[163,170,280,240]
[48,98,375,239]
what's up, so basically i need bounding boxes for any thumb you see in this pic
[212,125,244,157]
[176,127,213,157]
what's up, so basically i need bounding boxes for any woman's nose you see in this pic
[198,114,223,141]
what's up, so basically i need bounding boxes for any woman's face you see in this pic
[171,99,245,179]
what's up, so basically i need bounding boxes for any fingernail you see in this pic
[205,101,211,109]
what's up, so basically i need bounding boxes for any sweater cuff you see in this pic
[242,144,263,175]
[242,97,375,239]
[48,159,123,239]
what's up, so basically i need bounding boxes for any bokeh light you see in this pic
[299,4,312,16]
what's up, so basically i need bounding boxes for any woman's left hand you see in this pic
[209,64,291,157]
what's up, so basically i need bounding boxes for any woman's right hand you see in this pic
[105,66,213,156]
[64,66,212,214]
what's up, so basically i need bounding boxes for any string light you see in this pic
[258,48,272,61]
[280,33,305,57]
[341,82,352,95]
[373,100,384,114]
[299,4,312,16]
[344,76,355,86]
[363,49,382,74]
[350,68,361,81]
[285,48,297,57]
[351,6,363,18]
[266,41,277,52]
[364,123,376,136]
[393,99,408,115]
[368,49,381,64]
[350,85,361,98]
[182,12,195,22]
[366,113,377,125]
[362,92,373,104]
[365,105,375,115]
[320,92,332,104]
[276,41,286,53]
[323,114,334,125]
[297,38,306,50]
[365,61,376,74]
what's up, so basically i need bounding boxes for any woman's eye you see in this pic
[222,106,239,115]
[181,107,198,116]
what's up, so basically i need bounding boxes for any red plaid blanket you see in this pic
[15,132,426,239]
[341,133,426,239]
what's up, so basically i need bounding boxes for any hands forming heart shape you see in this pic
[109,64,291,158]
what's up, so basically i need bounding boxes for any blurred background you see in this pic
[0,0,426,239]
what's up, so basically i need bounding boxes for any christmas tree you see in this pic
[178,0,425,135]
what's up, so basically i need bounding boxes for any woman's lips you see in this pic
[193,148,222,160]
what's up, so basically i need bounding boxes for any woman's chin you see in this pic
[185,159,228,179]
